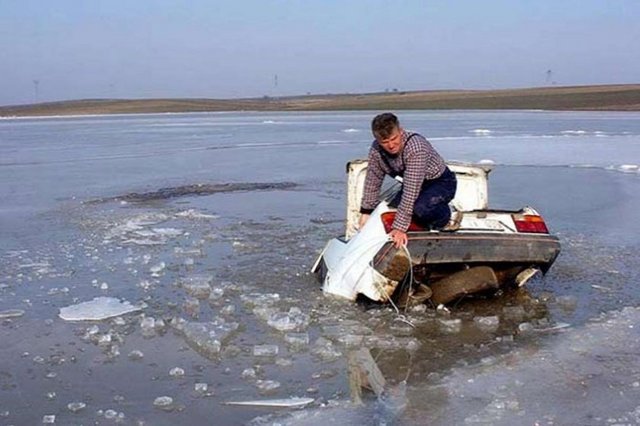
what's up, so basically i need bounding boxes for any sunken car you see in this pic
[312,160,561,306]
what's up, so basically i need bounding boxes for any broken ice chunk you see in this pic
[439,318,462,334]
[181,275,213,299]
[474,316,500,332]
[556,295,578,311]
[255,380,281,394]
[153,396,174,411]
[150,262,166,276]
[169,367,185,377]
[59,297,142,321]
[183,297,200,318]
[223,397,314,408]
[128,350,144,360]
[336,334,365,347]
[67,402,86,413]
[194,383,209,394]
[253,345,279,357]
[284,333,310,347]
[102,410,118,419]
[241,292,280,308]
[179,319,239,360]
[518,322,534,333]
[253,306,279,322]
[152,227,183,237]
[221,304,236,316]
[241,368,257,380]
[42,415,55,424]
[175,209,218,220]
[0,309,25,319]
[208,288,225,304]
[267,310,310,332]
[311,337,342,362]
[174,247,204,257]
[140,317,156,337]
[275,358,293,367]
[503,306,526,321]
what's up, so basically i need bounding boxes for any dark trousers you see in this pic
[393,167,457,229]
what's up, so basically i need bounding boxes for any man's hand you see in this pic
[358,214,370,230]
[389,229,408,248]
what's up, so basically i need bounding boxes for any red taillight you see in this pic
[512,214,549,234]
[380,212,425,233]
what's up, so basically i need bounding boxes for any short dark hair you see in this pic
[371,113,399,139]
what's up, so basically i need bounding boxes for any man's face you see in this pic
[377,127,404,155]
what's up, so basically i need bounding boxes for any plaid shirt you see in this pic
[360,131,446,232]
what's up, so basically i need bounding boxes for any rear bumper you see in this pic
[373,231,561,275]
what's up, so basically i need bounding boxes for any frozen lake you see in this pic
[1,110,640,425]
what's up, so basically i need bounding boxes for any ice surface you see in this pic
[424,307,640,425]
[59,297,143,321]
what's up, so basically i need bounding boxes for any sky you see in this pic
[1,0,639,105]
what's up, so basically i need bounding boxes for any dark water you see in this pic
[1,111,640,425]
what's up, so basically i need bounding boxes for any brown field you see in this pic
[1,84,640,117]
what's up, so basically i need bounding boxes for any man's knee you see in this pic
[414,200,451,226]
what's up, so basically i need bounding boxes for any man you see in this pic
[359,113,457,248]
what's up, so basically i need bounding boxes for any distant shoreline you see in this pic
[2,84,640,118]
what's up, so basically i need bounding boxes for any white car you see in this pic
[312,160,561,306]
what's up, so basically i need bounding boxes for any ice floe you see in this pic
[470,129,492,135]
[59,297,143,321]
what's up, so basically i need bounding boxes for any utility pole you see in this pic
[33,79,40,103]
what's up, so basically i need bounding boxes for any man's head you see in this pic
[372,112,403,155]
